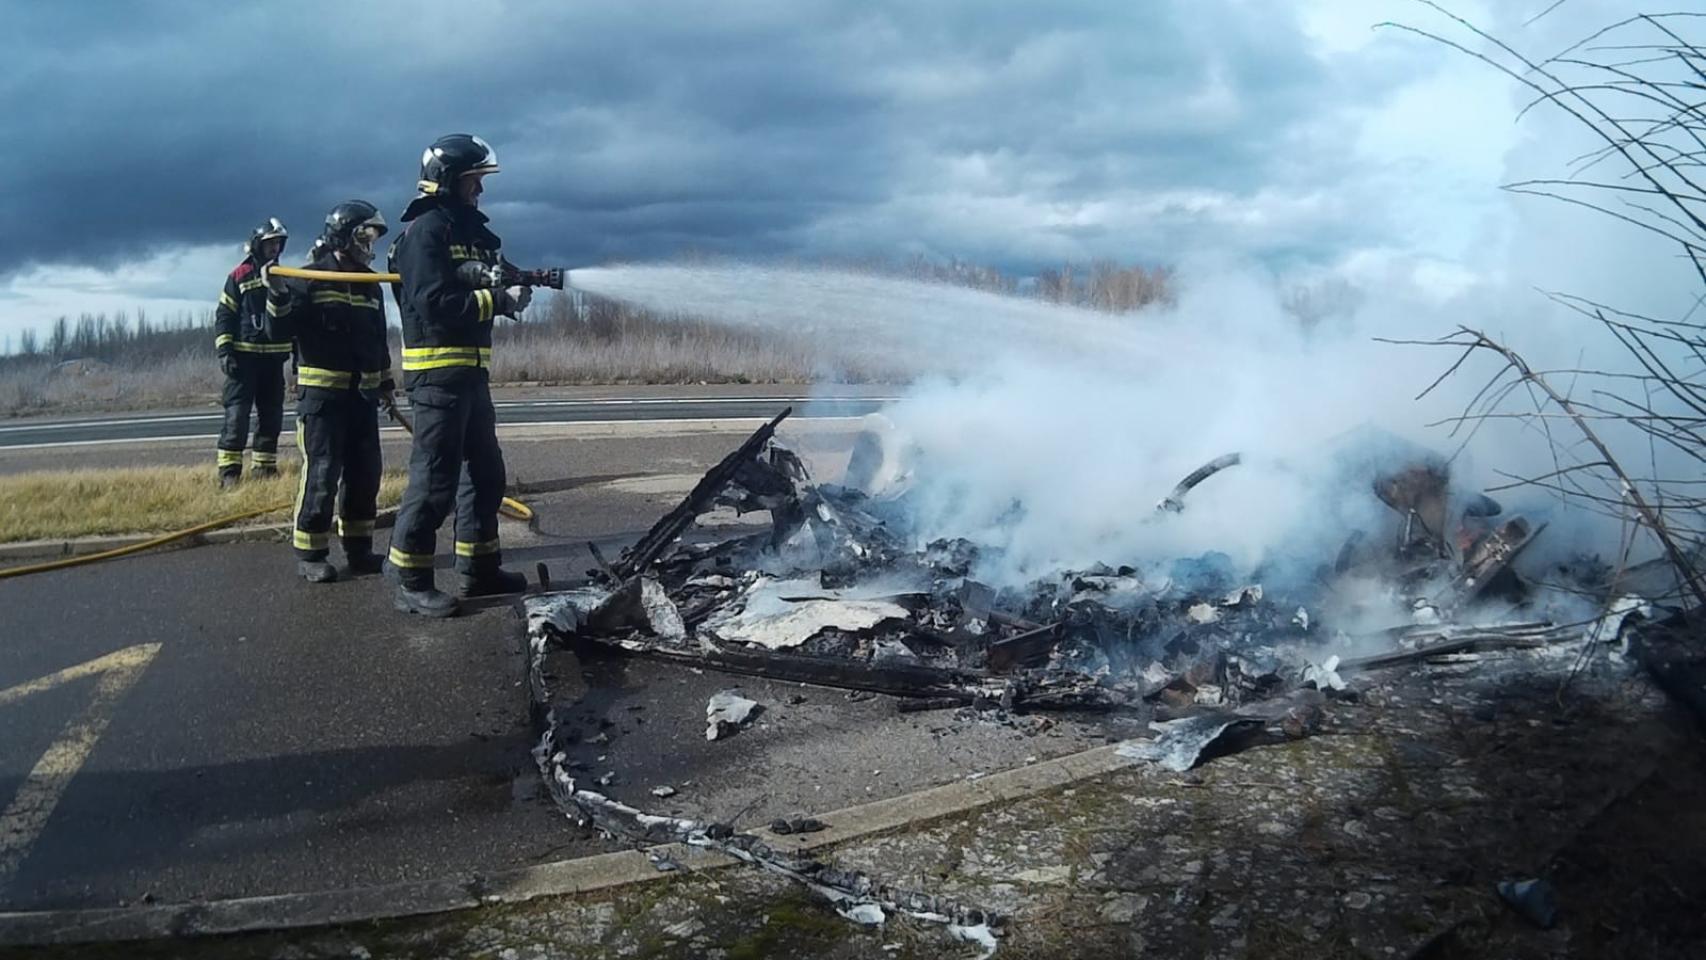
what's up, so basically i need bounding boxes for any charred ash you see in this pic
[533,411,1595,719]
[522,409,1662,949]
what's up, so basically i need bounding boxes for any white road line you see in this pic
[0,413,225,434]
[0,415,870,452]
[0,644,163,891]
[0,397,895,435]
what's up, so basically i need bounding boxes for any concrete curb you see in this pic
[0,508,401,564]
[0,744,1137,946]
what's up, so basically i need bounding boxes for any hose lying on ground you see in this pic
[1,485,532,580]
[1,446,535,580]
[0,380,534,583]
[0,502,290,581]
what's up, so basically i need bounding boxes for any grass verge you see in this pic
[0,463,407,543]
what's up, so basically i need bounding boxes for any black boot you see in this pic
[251,465,280,481]
[297,559,339,583]
[346,551,384,576]
[344,538,383,575]
[219,471,241,490]
[456,567,528,598]
[394,583,459,618]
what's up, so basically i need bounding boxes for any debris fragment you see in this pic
[949,921,1001,959]
[663,918,704,939]
[1303,655,1347,692]
[1585,595,1651,651]
[1155,452,1242,514]
[703,577,912,650]
[1116,714,1265,772]
[840,902,887,925]
[1496,877,1559,929]
[706,690,761,741]
[769,816,827,835]
[610,408,792,580]
[1185,602,1220,625]
[651,785,677,798]
[1222,584,1263,607]
[587,575,686,640]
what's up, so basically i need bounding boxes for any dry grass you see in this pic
[0,462,407,543]
[0,350,221,417]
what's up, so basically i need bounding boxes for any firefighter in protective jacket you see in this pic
[385,134,531,617]
[263,202,394,583]
[213,218,293,486]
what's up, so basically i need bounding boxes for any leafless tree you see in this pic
[1382,7,1706,610]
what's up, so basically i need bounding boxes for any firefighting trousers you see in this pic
[217,354,288,475]
[291,391,382,562]
[387,376,506,587]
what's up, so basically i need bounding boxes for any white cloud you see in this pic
[0,244,235,342]
[0,0,1691,348]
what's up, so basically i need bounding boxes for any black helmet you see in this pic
[416,134,499,199]
[246,217,287,260]
[320,200,387,265]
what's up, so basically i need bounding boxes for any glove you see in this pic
[261,263,287,295]
[504,284,532,316]
[457,261,504,289]
[220,353,240,378]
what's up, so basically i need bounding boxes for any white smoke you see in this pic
[565,5,1703,593]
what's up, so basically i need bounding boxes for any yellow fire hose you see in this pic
[270,265,400,283]
[0,502,290,581]
[1,415,533,583]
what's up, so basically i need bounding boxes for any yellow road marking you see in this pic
[0,643,162,890]
[0,644,161,709]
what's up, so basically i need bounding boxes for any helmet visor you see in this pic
[354,215,387,241]
[467,136,499,175]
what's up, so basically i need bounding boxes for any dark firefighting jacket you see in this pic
[389,198,511,388]
[215,257,294,359]
[263,253,393,400]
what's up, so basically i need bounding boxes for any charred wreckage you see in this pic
[521,407,1667,949]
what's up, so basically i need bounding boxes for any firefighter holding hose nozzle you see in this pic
[262,202,394,584]
[383,134,531,617]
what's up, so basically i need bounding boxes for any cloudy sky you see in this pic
[0,0,1687,346]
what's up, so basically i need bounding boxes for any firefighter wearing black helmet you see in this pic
[385,134,530,617]
[263,201,394,583]
[213,218,293,486]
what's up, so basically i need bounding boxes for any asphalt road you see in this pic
[0,405,1112,918]
[0,387,892,450]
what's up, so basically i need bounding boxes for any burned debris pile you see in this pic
[531,412,1591,724]
[522,410,1660,948]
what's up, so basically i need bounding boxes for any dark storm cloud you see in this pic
[0,0,1363,284]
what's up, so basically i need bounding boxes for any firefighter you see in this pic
[213,218,293,486]
[385,134,531,617]
[263,202,394,583]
